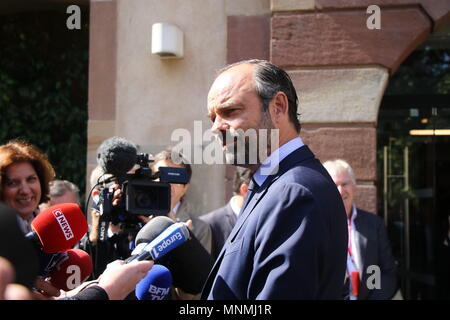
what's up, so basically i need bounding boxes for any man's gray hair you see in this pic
[322,159,356,185]
[217,59,301,133]
[49,179,80,203]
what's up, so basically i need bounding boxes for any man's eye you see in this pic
[223,109,237,117]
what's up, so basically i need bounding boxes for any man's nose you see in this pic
[211,116,229,134]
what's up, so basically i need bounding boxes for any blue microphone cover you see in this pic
[135,264,172,300]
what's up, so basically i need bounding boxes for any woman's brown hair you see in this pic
[0,140,55,204]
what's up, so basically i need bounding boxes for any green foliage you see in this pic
[386,47,450,95]
[0,10,89,197]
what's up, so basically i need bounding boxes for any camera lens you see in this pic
[126,181,170,215]
[135,192,153,209]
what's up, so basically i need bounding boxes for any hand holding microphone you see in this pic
[97,260,153,300]
[49,249,93,291]
[131,216,214,295]
[58,217,182,300]
[23,203,89,298]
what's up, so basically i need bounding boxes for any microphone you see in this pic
[135,264,172,300]
[96,136,138,179]
[161,229,214,295]
[36,251,66,276]
[134,216,213,295]
[134,216,175,247]
[26,203,88,253]
[128,216,175,258]
[48,248,93,291]
[126,222,190,263]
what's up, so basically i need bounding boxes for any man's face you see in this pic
[207,63,274,168]
[50,191,78,206]
[153,159,188,208]
[329,170,356,218]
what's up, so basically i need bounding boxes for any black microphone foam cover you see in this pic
[96,136,138,178]
[134,216,213,294]
[0,202,39,288]
[159,230,214,295]
[134,216,175,246]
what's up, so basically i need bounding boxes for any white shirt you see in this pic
[253,137,305,187]
[172,201,181,215]
[229,196,242,217]
[347,205,362,274]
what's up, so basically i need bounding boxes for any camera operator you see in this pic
[151,149,212,254]
[80,137,213,300]
[77,165,137,279]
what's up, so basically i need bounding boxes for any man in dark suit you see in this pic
[323,159,398,300]
[201,60,348,300]
[200,168,251,261]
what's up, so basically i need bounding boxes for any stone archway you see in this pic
[269,0,450,213]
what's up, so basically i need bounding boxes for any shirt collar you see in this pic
[253,137,305,187]
[173,201,181,214]
[16,211,36,234]
[229,196,241,217]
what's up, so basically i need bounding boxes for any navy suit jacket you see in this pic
[351,208,398,300]
[200,203,237,261]
[201,145,348,300]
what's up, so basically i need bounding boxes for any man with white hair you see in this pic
[323,159,398,300]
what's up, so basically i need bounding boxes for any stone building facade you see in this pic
[87,0,450,216]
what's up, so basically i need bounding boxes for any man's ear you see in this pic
[240,183,248,196]
[269,92,289,125]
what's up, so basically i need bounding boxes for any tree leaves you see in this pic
[0,10,89,199]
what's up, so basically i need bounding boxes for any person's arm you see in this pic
[61,259,153,300]
[88,209,100,244]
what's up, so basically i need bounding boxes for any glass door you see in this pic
[378,95,450,300]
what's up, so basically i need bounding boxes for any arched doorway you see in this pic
[377,25,450,299]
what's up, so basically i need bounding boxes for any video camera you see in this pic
[94,137,189,236]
